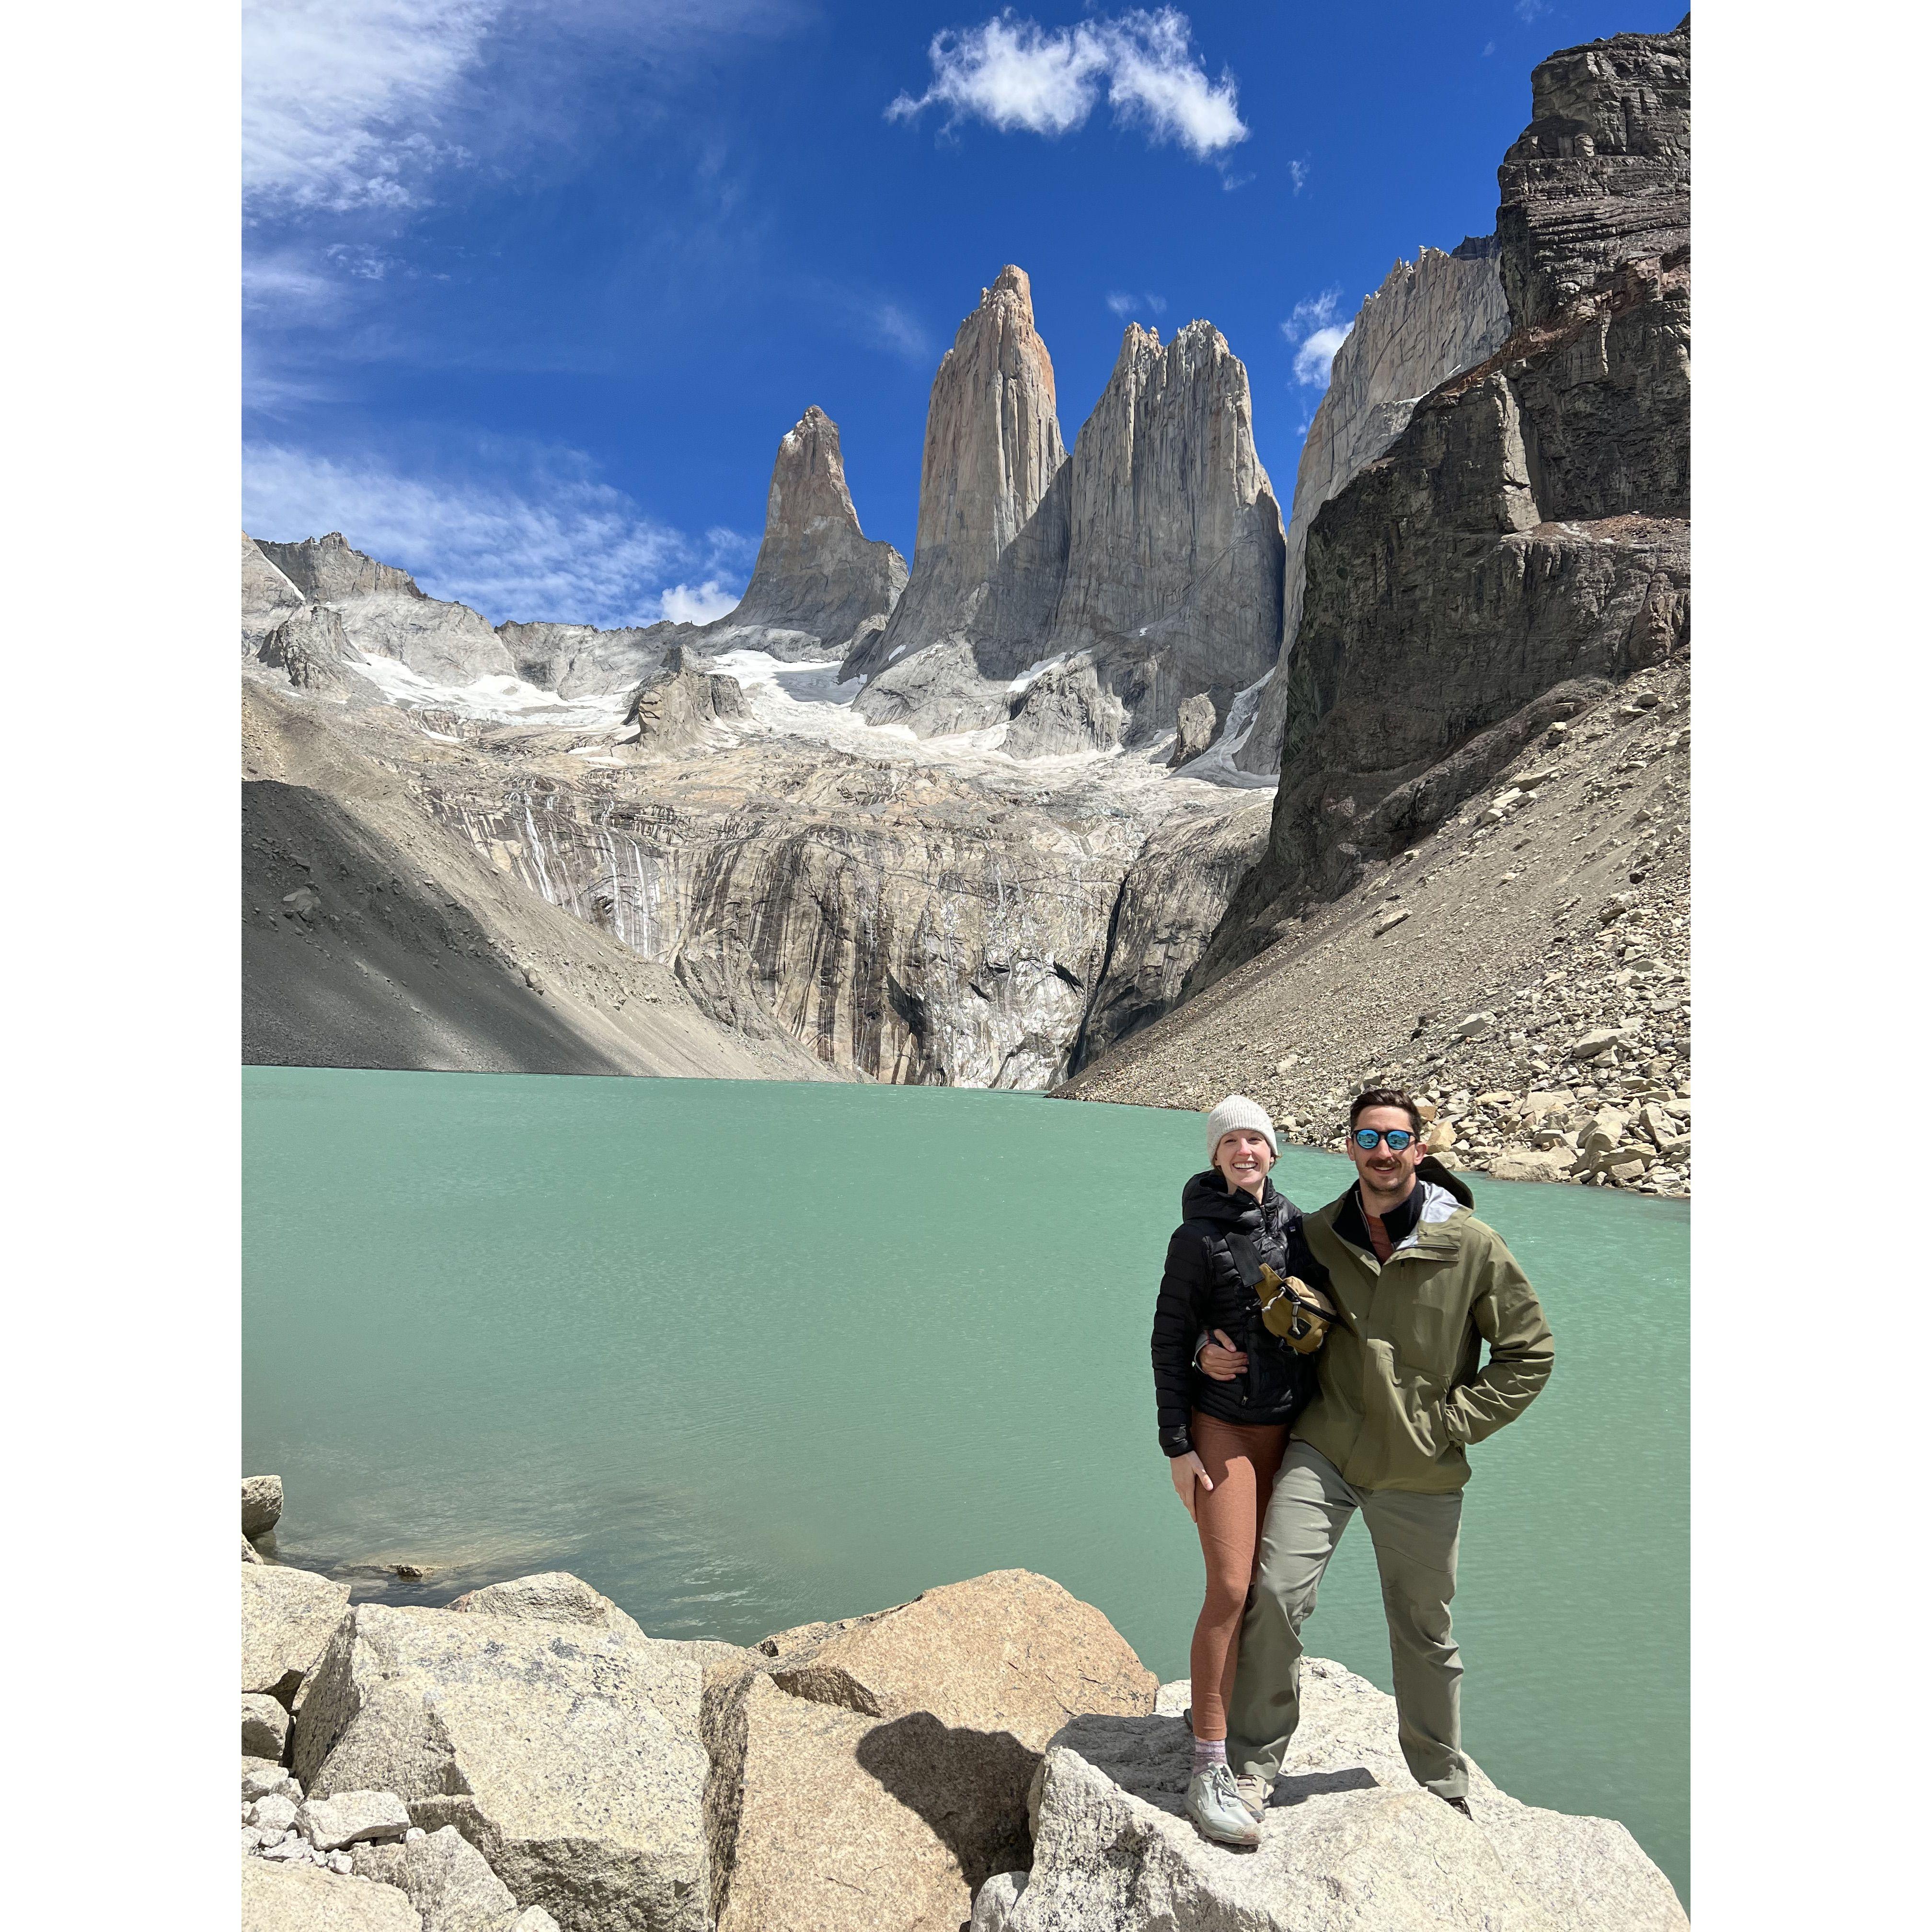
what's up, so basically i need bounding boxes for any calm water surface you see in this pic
[243,1067,1688,1903]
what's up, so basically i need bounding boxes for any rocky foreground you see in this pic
[241,1481,1685,1930]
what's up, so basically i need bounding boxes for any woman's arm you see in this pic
[1151,1226,1208,1458]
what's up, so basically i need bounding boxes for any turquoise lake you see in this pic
[242,1067,1689,1904]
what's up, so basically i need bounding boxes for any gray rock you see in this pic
[352,1824,517,1930]
[243,533,308,652]
[244,1691,293,1760]
[444,1571,646,1642]
[243,1562,353,1706]
[1568,1028,1623,1060]
[252,1794,300,1834]
[504,1913,562,1932]
[1008,1657,1685,1932]
[301,1790,414,1851]
[970,1871,1029,1932]
[1487,1149,1577,1184]
[254,533,515,685]
[1167,693,1218,768]
[1152,1679,1192,1717]
[296,1602,708,1932]
[241,1856,424,1932]
[244,1532,268,1564]
[244,1759,302,1802]
[243,1473,284,1539]
[257,604,369,697]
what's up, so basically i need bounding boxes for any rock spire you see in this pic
[844,267,1066,681]
[1005,319,1286,757]
[707,405,907,663]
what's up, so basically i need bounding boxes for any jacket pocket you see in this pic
[1363,1339,1451,1472]
[1390,1276,1463,1382]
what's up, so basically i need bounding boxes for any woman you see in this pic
[1150,1094,1328,1847]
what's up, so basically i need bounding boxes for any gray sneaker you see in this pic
[1184,1762,1262,1846]
[1232,1772,1271,1819]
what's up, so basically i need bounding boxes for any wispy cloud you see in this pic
[870,303,933,363]
[1288,159,1308,194]
[1282,288,1352,390]
[242,0,501,215]
[888,9,1247,162]
[242,438,750,627]
[1105,289,1168,317]
[1514,0,1550,21]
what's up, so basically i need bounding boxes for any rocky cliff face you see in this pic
[846,267,1067,687]
[1237,242,1512,774]
[242,533,307,650]
[1196,16,1690,985]
[254,532,516,684]
[500,619,685,699]
[703,406,907,663]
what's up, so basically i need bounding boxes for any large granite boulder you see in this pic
[243,1563,353,1707]
[294,1602,709,1932]
[980,1659,1686,1932]
[352,1823,521,1931]
[701,406,907,662]
[242,1473,285,1539]
[241,1857,422,1931]
[759,1569,1156,1742]
[445,1571,646,1643]
[705,1570,1157,1932]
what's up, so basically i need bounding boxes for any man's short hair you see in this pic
[1349,1087,1423,1135]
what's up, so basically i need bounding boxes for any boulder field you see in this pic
[241,1483,1685,1930]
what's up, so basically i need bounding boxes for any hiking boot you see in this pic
[1232,1773,1271,1819]
[1439,1793,1473,1818]
[1184,1763,1262,1846]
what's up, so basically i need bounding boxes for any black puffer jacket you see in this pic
[1150,1170,1328,1458]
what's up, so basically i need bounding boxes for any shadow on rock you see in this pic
[854,1713,1038,1892]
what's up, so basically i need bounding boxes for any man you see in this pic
[1212,1087,1554,1819]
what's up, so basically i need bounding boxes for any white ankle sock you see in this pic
[1192,1736,1228,1773]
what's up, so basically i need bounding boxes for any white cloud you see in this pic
[658,579,740,623]
[242,439,748,627]
[1292,324,1350,389]
[887,9,1247,161]
[1288,159,1308,194]
[1282,288,1351,390]
[1515,0,1550,22]
[1105,289,1167,317]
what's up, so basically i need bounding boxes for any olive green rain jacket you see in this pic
[1294,1180,1555,1494]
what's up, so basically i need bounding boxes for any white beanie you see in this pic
[1204,1094,1277,1162]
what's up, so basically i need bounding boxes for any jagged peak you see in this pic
[983,264,1033,313]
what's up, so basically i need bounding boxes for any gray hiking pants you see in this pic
[1225,1440,1468,1800]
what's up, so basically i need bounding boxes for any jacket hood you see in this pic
[1416,1154,1475,1208]
[1181,1168,1287,1228]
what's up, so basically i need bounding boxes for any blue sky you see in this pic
[242,1,1687,629]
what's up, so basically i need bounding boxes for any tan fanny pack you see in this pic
[1254,1265,1342,1355]
[1226,1231,1342,1356]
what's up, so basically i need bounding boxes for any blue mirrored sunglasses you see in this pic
[1352,1127,1415,1151]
